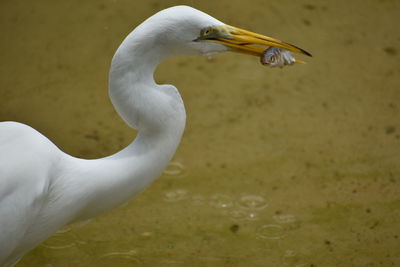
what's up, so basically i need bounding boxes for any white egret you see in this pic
[0,6,310,266]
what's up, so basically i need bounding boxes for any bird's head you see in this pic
[110,6,312,132]
[138,6,311,61]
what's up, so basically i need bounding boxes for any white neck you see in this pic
[64,25,186,222]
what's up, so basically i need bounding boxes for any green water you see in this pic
[0,0,399,266]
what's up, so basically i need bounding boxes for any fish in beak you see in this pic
[194,25,312,65]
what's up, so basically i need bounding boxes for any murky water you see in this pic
[1,0,399,266]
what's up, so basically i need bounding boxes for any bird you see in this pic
[0,6,311,266]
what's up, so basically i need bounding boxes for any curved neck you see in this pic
[66,27,186,222]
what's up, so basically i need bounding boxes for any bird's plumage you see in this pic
[0,6,217,265]
[0,5,311,266]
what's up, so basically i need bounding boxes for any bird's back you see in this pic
[0,121,64,266]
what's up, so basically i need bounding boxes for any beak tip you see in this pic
[292,45,312,57]
[302,49,312,57]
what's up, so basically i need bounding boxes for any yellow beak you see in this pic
[195,25,311,61]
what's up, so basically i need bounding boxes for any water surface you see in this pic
[0,0,399,266]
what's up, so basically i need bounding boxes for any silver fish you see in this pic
[260,47,296,68]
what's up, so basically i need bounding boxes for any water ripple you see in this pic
[238,195,269,210]
[256,224,285,240]
[229,209,259,221]
[101,250,142,264]
[209,194,233,209]
[41,231,76,250]
[163,189,188,202]
[283,249,297,257]
[191,194,207,205]
[273,214,297,224]
[42,221,91,250]
[163,161,186,177]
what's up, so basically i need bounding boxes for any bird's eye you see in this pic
[201,27,212,37]
[194,27,215,42]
